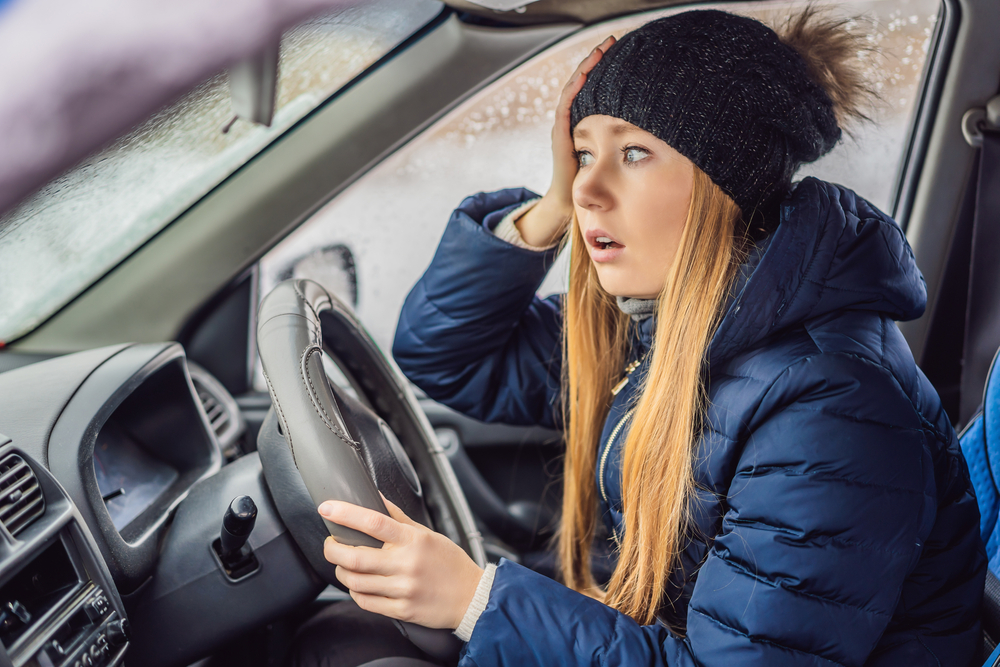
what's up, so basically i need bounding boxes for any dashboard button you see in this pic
[84,595,109,622]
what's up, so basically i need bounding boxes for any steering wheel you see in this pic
[254,279,484,659]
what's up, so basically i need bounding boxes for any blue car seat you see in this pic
[959,348,1000,664]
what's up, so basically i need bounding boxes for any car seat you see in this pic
[959,347,1000,664]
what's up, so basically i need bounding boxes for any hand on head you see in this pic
[513,34,616,248]
[318,494,484,630]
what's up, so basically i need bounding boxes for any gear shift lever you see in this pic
[220,495,257,561]
[213,496,260,580]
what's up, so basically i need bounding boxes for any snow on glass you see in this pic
[0,0,442,343]
[256,0,940,381]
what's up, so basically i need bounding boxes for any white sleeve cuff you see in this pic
[454,562,497,642]
[492,198,555,251]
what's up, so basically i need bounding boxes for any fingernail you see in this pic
[318,501,335,517]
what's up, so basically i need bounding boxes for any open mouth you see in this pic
[583,229,625,262]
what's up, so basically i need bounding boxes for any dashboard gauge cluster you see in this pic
[76,348,221,549]
[93,421,179,532]
[39,343,223,594]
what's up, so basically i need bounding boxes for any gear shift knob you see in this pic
[220,495,257,560]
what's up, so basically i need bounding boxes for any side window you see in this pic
[254,0,941,388]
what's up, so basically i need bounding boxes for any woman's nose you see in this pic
[573,158,615,211]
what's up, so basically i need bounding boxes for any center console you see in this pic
[0,438,127,667]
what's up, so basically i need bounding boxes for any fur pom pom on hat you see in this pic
[570,9,848,216]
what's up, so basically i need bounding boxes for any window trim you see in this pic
[891,0,960,229]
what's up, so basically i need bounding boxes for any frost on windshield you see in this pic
[0,0,442,343]
[257,0,940,384]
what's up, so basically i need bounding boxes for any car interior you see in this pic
[0,0,998,665]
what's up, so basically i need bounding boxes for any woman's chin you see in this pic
[593,267,661,300]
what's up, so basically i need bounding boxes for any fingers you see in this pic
[349,590,412,622]
[381,493,418,527]
[318,500,404,544]
[559,35,616,108]
[553,34,617,174]
[568,36,616,85]
[323,536,392,574]
[334,565,401,597]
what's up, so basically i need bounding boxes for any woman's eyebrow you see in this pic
[573,121,643,141]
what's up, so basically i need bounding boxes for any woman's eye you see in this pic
[623,147,649,163]
[575,150,594,167]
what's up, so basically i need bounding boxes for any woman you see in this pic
[313,8,986,666]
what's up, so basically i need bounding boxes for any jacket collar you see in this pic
[628,178,926,366]
[708,177,925,368]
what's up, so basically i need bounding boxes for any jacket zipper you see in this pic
[611,359,642,396]
[599,407,635,504]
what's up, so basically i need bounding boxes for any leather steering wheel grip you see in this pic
[256,279,387,549]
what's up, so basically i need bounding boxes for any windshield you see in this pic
[0,0,442,344]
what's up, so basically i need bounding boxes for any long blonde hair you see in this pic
[558,167,743,626]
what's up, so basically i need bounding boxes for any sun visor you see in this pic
[464,0,542,10]
[443,0,686,25]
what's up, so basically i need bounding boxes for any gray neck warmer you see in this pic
[615,296,657,321]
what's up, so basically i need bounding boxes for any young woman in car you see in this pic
[314,8,986,666]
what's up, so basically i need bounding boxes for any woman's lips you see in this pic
[584,228,625,263]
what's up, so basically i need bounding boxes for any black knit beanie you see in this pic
[569,9,842,216]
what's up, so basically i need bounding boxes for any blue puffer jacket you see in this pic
[392,178,986,666]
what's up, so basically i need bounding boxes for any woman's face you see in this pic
[572,114,694,299]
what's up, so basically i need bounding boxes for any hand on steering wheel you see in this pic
[255,278,484,660]
[320,494,484,631]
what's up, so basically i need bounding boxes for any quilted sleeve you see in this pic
[459,352,935,667]
[392,187,565,429]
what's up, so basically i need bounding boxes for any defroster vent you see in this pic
[0,454,44,536]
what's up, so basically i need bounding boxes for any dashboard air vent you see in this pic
[0,454,44,536]
[187,362,245,457]
[195,383,230,438]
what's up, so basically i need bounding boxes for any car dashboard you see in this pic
[0,342,317,667]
